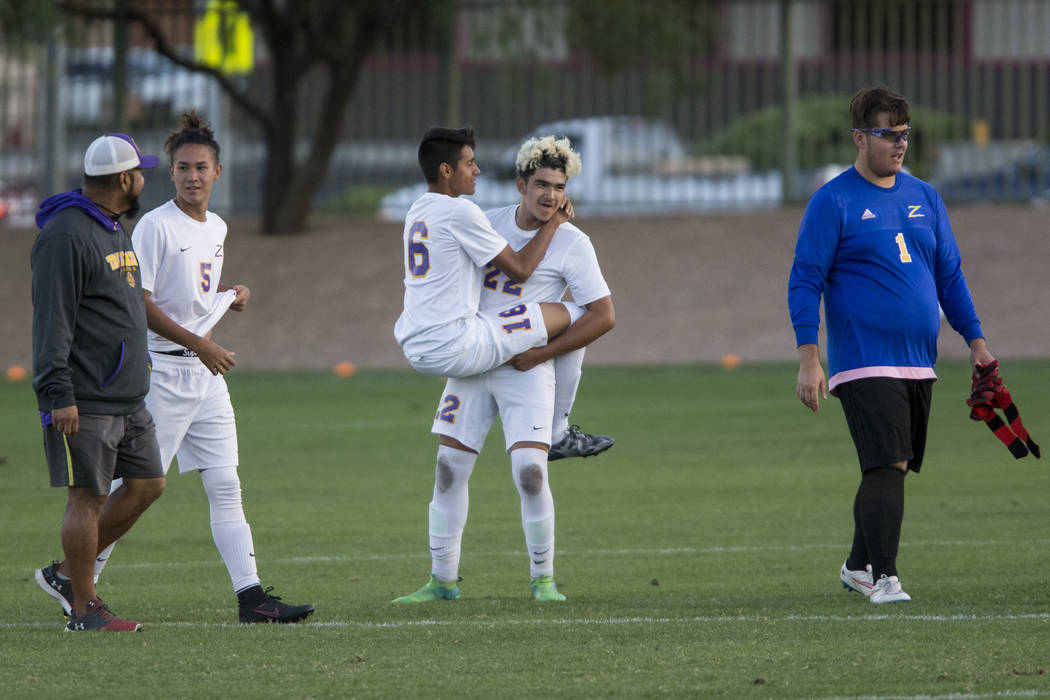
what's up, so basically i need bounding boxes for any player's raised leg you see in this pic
[539,301,571,338]
[548,348,615,461]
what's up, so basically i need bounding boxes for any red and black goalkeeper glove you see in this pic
[966,360,1040,459]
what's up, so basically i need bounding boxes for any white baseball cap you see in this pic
[84,133,160,176]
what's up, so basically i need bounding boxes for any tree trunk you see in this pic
[260,30,374,234]
[259,54,305,234]
[263,69,357,234]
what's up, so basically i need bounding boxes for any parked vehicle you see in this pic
[377,116,781,221]
[932,142,1050,203]
[62,46,211,126]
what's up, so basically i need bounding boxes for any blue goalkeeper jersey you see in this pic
[788,166,983,386]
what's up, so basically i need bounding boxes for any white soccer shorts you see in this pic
[407,302,549,379]
[431,361,556,452]
[146,352,239,473]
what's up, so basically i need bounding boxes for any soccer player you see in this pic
[394,125,612,460]
[89,111,314,623]
[393,135,614,603]
[32,133,167,631]
[788,86,994,603]
[394,125,580,380]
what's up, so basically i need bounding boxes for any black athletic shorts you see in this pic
[837,377,934,473]
[41,405,164,496]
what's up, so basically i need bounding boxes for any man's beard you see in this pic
[124,196,141,220]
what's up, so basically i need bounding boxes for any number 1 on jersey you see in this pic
[894,232,912,263]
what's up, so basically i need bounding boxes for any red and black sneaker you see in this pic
[65,598,142,632]
[238,586,314,624]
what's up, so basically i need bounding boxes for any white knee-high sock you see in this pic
[552,348,586,442]
[511,447,555,578]
[92,476,125,582]
[200,466,260,593]
[429,445,476,582]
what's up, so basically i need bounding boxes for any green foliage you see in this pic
[699,94,969,179]
[2,362,1049,697]
[566,0,717,100]
[0,0,62,49]
[316,184,395,218]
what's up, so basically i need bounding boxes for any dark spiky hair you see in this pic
[164,110,221,165]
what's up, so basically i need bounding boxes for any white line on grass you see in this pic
[5,612,1049,630]
[8,537,1050,575]
[815,691,1045,700]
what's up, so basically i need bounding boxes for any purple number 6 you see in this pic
[408,221,430,277]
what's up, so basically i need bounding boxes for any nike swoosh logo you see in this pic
[180,246,192,252]
[252,607,281,618]
[532,425,544,430]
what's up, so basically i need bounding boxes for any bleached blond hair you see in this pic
[514,135,582,181]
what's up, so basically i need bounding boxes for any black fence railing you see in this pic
[1,0,1048,225]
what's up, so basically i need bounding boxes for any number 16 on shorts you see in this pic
[498,304,531,334]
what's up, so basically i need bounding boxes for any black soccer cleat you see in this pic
[548,425,615,461]
[35,560,75,618]
[238,586,315,624]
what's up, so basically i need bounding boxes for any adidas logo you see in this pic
[862,209,876,220]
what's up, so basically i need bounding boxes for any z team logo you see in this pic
[907,205,924,218]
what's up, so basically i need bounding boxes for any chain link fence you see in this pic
[2,0,1048,225]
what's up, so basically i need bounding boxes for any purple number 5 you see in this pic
[408,221,430,277]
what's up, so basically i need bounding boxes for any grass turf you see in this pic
[1,361,1048,698]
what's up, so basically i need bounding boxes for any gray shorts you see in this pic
[41,405,164,496]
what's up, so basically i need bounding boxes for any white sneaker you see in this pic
[840,560,874,595]
[869,574,911,604]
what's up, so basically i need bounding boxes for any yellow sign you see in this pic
[195,0,254,75]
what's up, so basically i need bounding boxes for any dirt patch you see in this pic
[3,204,1048,371]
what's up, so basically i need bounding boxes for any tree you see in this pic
[0,1,61,47]
[566,0,717,103]
[59,0,428,234]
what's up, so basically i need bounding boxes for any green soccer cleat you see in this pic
[391,575,462,604]
[530,575,566,602]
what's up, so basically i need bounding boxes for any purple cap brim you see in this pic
[108,132,160,170]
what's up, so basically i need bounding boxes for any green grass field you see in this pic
[2,361,1048,699]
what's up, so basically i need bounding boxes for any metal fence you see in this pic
[2,0,1049,225]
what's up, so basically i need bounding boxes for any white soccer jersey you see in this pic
[394,193,509,356]
[430,204,612,449]
[132,200,231,351]
[481,204,610,309]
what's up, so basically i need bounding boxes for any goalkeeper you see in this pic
[788,86,995,604]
